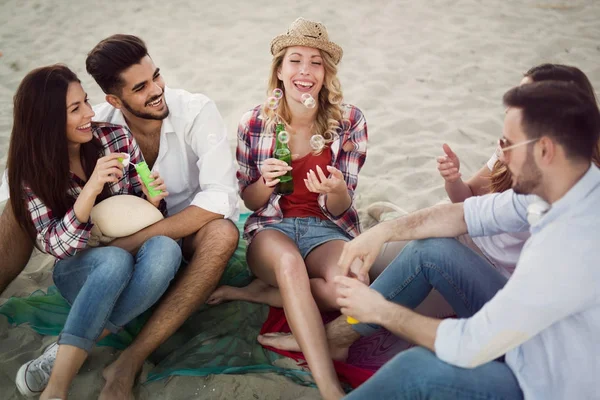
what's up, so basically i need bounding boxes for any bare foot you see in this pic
[99,356,138,400]
[206,279,283,307]
[258,316,359,362]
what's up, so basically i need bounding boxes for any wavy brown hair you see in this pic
[490,64,600,193]
[7,65,106,242]
[262,48,345,150]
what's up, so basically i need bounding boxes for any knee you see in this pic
[141,236,182,274]
[197,219,239,253]
[101,247,135,278]
[276,252,307,287]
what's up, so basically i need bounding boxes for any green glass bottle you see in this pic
[274,123,294,195]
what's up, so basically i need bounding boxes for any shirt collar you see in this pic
[532,164,600,231]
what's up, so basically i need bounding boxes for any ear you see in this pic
[277,67,282,81]
[538,136,555,165]
[106,94,122,110]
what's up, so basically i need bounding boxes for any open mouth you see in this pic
[146,96,163,108]
[293,80,314,92]
[76,122,91,131]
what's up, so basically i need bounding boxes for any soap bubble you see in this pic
[273,88,283,100]
[267,96,279,110]
[301,93,312,101]
[309,134,325,151]
[278,130,290,144]
[301,93,316,109]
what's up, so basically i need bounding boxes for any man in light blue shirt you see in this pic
[261,81,600,399]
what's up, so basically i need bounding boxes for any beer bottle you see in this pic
[274,123,294,195]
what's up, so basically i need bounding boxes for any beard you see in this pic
[121,94,169,121]
[511,148,542,195]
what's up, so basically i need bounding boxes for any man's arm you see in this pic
[338,202,467,277]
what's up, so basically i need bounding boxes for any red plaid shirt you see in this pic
[237,104,368,242]
[24,122,155,260]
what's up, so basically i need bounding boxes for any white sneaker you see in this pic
[15,342,59,397]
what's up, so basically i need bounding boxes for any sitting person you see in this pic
[8,65,182,400]
[267,80,600,399]
[208,17,367,400]
[369,63,600,278]
[1,34,240,399]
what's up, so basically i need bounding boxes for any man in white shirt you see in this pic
[263,81,600,399]
[82,35,239,399]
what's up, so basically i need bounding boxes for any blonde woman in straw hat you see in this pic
[206,17,367,399]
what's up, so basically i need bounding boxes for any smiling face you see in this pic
[277,46,325,105]
[115,55,169,120]
[65,82,95,145]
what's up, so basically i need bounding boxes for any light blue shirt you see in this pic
[435,164,600,400]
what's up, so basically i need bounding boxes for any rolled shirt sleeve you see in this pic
[185,100,239,220]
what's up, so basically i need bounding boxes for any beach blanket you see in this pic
[0,213,448,389]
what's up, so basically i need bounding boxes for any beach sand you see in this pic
[1,0,599,398]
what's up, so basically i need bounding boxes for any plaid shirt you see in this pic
[24,122,157,260]
[237,104,368,242]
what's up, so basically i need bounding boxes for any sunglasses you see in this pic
[496,138,539,159]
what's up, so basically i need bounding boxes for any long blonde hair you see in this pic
[262,48,345,146]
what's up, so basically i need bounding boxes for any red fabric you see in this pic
[280,147,332,220]
[259,307,374,388]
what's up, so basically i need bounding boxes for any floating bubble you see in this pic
[273,88,283,100]
[310,134,325,151]
[267,96,279,110]
[301,93,312,101]
[303,97,317,109]
[278,130,290,144]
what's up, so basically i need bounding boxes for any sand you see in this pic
[1,0,599,398]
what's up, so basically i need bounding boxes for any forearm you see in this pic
[377,301,441,352]
[325,188,352,217]
[241,179,275,211]
[124,205,223,244]
[381,202,468,242]
[72,186,98,223]
[445,179,473,203]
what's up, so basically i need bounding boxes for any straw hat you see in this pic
[270,17,343,65]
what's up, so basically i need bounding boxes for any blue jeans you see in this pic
[53,236,181,352]
[348,238,523,399]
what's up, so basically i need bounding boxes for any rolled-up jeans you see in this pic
[53,235,181,352]
[347,238,522,399]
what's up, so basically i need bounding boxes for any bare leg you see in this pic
[249,230,345,400]
[99,219,238,400]
[206,278,283,307]
[0,200,34,294]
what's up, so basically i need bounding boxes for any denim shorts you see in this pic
[259,217,352,259]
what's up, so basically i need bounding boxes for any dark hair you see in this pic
[7,65,106,241]
[490,64,600,192]
[502,80,600,162]
[86,34,148,94]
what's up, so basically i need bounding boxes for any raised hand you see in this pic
[86,153,127,195]
[436,143,462,183]
[304,165,346,195]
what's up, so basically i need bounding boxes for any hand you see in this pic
[436,143,462,183]
[334,276,387,325]
[142,171,169,208]
[338,225,388,278]
[86,153,128,195]
[304,165,346,195]
[259,158,293,187]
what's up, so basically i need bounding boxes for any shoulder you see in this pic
[92,122,133,146]
[341,104,365,125]
[238,105,265,134]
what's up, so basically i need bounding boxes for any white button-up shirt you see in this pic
[435,164,600,400]
[93,87,238,219]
